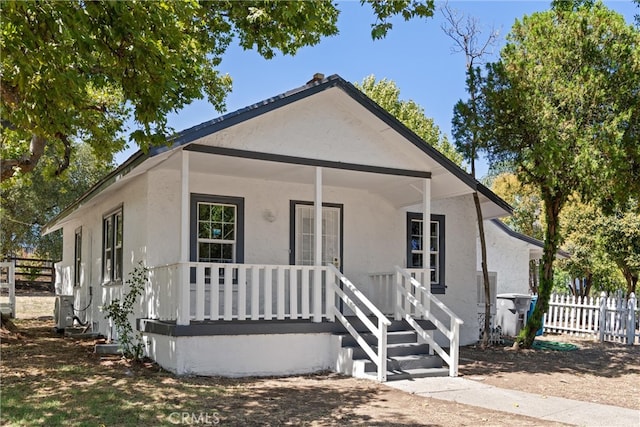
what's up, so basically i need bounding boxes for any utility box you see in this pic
[54,295,75,332]
[496,293,532,336]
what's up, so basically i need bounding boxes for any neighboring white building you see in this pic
[477,218,570,308]
[45,74,512,381]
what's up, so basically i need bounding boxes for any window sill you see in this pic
[102,281,123,287]
[430,285,446,295]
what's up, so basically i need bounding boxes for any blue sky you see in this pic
[116,1,637,177]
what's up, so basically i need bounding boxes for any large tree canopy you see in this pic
[489,171,634,297]
[490,172,543,240]
[1,142,114,259]
[479,2,639,347]
[355,75,463,166]
[559,198,631,296]
[599,203,640,295]
[0,0,435,182]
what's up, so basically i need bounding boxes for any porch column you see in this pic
[177,150,190,325]
[422,178,431,287]
[313,166,323,322]
[422,178,433,345]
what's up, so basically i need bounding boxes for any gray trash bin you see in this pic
[496,293,532,336]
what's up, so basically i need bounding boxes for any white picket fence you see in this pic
[543,292,639,345]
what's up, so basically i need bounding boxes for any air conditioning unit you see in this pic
[54,295,74,332]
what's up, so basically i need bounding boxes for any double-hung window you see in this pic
[190,194,244,264]
[407,213,445,293]
[103,208,123,284]
[197,203,237,263]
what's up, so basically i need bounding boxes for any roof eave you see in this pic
[490,219,571,259]
[44,74,513,233]
[42,150,149,234]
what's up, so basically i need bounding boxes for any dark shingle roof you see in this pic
[45,74,512,232]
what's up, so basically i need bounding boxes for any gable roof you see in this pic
[44,74,512,234]
[490,219,571,258]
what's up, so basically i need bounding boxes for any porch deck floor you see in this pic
[138,316,434,337]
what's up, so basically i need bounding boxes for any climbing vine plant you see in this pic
[102,262,148,360]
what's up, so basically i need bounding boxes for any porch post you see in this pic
[422,178,431,287]
[177,150,190,325]
[422,177,433,337]
[313,166,323,322]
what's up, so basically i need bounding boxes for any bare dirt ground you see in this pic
[459,334,640,411]
[2,296,638,426]
[1,319,566,426]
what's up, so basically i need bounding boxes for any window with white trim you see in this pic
[190,194,244,264]
[197,202,237,263]
[407,213,445,293]
[103,208,123,284]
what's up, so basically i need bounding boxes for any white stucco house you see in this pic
[45,74,512,381]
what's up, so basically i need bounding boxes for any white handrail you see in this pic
[394,266,463,377]
[328,264,391,382]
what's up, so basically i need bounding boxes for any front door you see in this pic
[290,202,343,270]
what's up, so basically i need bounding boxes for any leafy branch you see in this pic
[102,262,148,360]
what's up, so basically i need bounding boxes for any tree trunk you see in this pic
[568,277,576,296]
[473,192,492,348]
[583,273,593,298]
[0,312,18,333]
[529,259,539,295]
[518,195,563,348]
[0,134,47,182]
[622,266,638,296]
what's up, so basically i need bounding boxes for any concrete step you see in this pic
[67,332,101,339]
[387,367,451,381]
[358,366,451,381]
[95,343,120,355]
[337,330,418,347]
[351,342,430,360]
[388,342,430,358]
[360,354,443,372]
[338,317,435,334]
[333,316,451,382]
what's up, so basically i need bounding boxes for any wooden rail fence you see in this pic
[3,257,55,292]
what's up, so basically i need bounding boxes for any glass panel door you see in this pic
[294,204,342,268]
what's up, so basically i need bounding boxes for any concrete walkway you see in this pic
[386,377,640,426]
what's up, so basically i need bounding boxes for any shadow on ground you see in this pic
[1,320,435,426]
[460,336,640,379]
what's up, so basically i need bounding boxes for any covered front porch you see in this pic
[133,136,500,380]
[140,260,462,381]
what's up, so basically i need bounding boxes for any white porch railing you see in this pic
[369,269,431,316]
[394,266,463,377]
[328,264,391,382]
[146,262,334,324]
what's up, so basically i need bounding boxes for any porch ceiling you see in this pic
[164,150,476,209]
